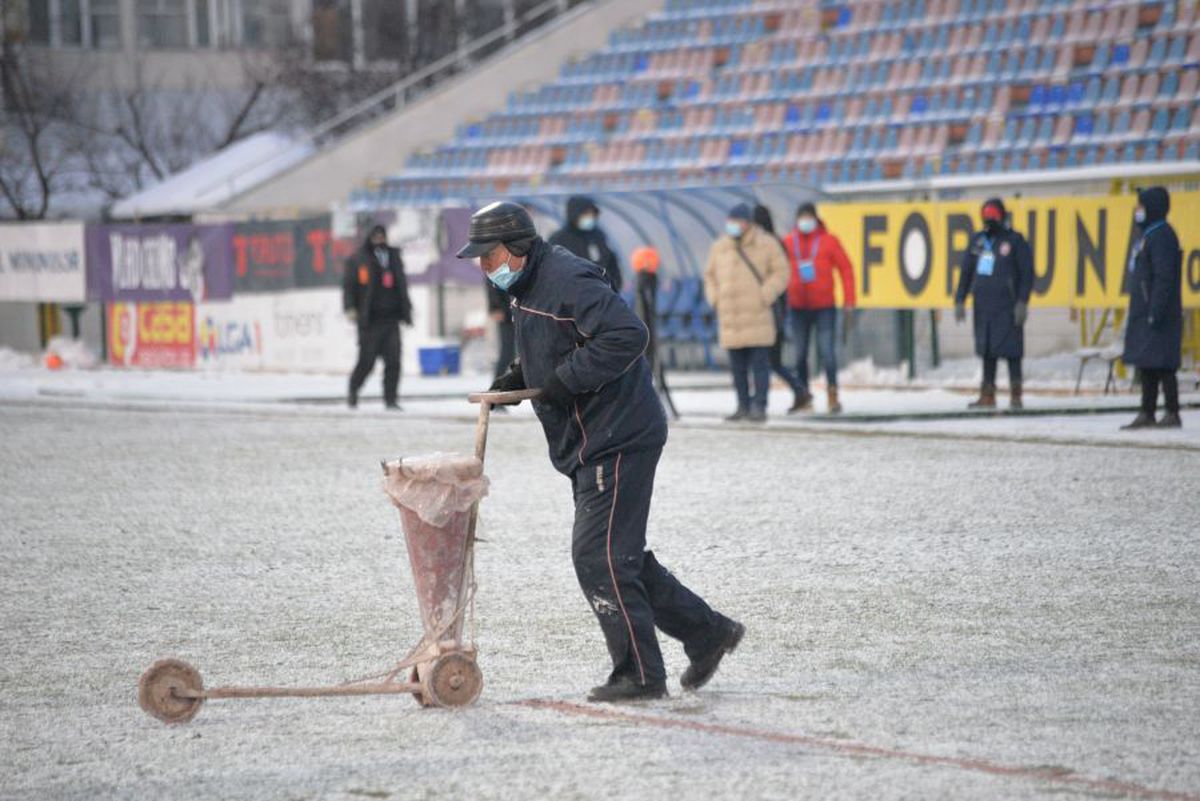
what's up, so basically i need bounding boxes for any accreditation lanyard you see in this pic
[1129,221,1165,273]
[977,237,996,277]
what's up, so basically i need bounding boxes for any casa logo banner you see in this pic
[108,302,195,368]
[818,192,1200,309]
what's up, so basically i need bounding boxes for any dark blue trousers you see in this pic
[791,307,838,391]
[571,447,725,686]
[728,346,771,413]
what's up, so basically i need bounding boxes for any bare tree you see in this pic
[73,53,297,204]
[0,14,83,219]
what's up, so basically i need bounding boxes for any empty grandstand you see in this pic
[351,0,1200,207]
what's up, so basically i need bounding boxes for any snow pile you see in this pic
[837,352,1109,390]
[44,337,99,370]
[0,347,35,371]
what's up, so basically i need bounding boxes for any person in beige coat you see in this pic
[703,203,790,422]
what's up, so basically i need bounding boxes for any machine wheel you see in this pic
[423,653,483,708]
[138,658,204,724]
[410,665,432,708]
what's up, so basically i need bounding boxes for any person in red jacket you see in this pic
[780,202,856,413]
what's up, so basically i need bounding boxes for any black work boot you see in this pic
[587,676,668,703]
[1121,412,1157,430]
[724,408,748,423]
[681,619,745,691]
[1158,411,1182,428]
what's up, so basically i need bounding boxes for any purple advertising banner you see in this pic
[86,223,235,302]
[421,208,481,286]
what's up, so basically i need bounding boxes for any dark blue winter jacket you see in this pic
[955,227,1034,359]
[1123,187,1183,370]
[507,238,666,475]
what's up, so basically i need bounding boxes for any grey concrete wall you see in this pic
[45,49,268,91]
[222,0,651,215]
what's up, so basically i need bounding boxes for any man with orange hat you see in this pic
[954,198,1034,409]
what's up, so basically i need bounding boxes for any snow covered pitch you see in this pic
[1,402,1197,800]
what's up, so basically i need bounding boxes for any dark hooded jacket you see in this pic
[1123,187,1183,370]
[954,203,1034,360]
[503,238,665,475]
[343,234,411,328]
[548,195,624,293]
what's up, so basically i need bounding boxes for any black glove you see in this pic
[954,303,966,323]
[540,369,575,408]
[1013,301,1028,327]
[489,361,525,395]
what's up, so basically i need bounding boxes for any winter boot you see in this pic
[1120,412,1157,430]
[787,390,813,414]
[1010,383,1024,410]
[826,386,843,414]
[588,676,667,703]
[348,389,358,409]
[724,408,748,423]
[968,385,997,409]
[681,619,746,691]
[1157,411,1182,429]
[747,407,767,423]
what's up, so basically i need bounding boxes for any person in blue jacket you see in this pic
[1121,186,1184,430]
[458,201,744,703]
[954,198,1035,409]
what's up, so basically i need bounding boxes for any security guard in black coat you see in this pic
[954,198,1035,409]
[547,195,624,293]
[343,224,411,409]
[459,201,743,703]
[1121,186,1184,430]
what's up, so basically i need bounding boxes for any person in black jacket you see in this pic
[1121,186,1184,430]
[752,204,807,412]
[547,195,624,293]
[459,201,743,704]
[343,224,412,409]
[954,198,1035,409]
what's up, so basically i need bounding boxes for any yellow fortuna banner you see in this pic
[817,192,1200,309]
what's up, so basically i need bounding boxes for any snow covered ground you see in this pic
[1,353,1197,448]
[1,375,1198,800]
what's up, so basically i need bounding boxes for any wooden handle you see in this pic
[467,389,543,404]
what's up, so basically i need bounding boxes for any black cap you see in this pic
[728,202,753,222]
[457,201,538,258]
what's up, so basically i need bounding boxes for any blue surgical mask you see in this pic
[577,215,597,232]
[1134,207,1146,224]
[725,221,745,238]
[797,217,817,234]
[487,261,522,291]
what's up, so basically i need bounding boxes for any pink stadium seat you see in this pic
[1119,74,1139,104]
[1179,68,1199,100]
[1053,114,1074,144]
[1132,107,1152,137]
[1139,72,1161,101]
[1129,38,1149,69]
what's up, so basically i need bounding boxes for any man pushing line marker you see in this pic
[459,201,744,703]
